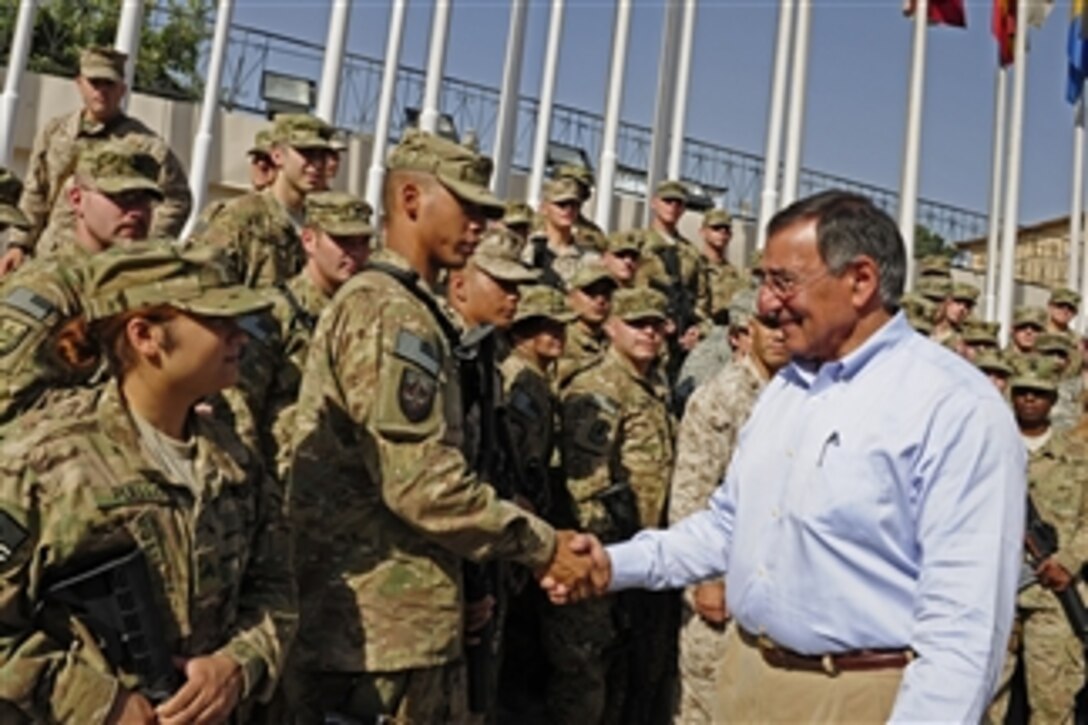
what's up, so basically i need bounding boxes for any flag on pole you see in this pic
[1070,0,1088,103]
[994,0,1055,66]
[903,0,966,27]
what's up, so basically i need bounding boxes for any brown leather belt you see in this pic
[738,627,915,677]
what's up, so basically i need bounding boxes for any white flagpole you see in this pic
[114,0,145,108]
[0,0,38,166]
[180,0,234,240]
[897,0,928,289]
[527,0,565,208]
[419,0,451,134]
[596,0,633,229]
[997,0,1029,344]
[1070,97,1085,290]
[984,66,1008,322]
[757,0,795,250]
[316,0,353,124]
[780,0,811,208]
[364,0,408,217]
[491,0,529,198]
[666,0,697,180]
[645,0,683,219]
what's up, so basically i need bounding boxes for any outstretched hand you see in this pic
[538,531,611,605]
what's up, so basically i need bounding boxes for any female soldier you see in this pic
[0,245,296,724]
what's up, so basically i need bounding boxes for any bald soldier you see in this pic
[1,47,190,274]
[285,130,594,723]
[187,113,333,287]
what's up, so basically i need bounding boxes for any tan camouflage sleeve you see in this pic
[9,125,55,253]
[1054,456,1088,576]
[149,146,192,239]
[667,377,736,525]
[184,203,247,283]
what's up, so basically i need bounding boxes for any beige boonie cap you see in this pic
[471,228,538,283]
[702,209,733,228]
[655,179,688,202]
[387,129,503,218]
[544,177,582,205]
[514,284,577,325]
[82,244,271,321]
[1050,286,1082,309]
[612,286,668,323]
[248,128,273,157]
[80,46,127,83]
[1013,305,1048,330]
[606,230,641,255]
[503,201,533,228]
[0,168,29,230]
[76,141,163,199]
[569,259,617,291]
[270,113,334,150]
[305,191,373,237]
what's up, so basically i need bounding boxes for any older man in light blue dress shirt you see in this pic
[543,191,1026,724]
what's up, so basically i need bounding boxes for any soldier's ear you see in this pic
[67,185,83,214]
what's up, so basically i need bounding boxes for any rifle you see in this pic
[530,236,564,290]
[656,244,697,339]
[43,548,182,703]
[1024,496,1088,650]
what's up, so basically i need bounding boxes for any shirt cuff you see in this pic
[215,640,268,701]
[606,540,648,592]
[53,660,121,725]
[518,514,557,571]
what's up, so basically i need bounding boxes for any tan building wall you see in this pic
[958,216,1076,292]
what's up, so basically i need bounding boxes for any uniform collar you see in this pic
[785,311,911,390]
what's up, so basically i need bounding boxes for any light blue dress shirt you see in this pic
[608,313,1026,723]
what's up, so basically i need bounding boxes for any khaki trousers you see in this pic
[715,628,904,723]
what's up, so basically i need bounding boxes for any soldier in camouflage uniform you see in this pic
[601,230,642,288]
[699,209,745,318]
[186,113,333,287]
[553,163,610,254]
[917,254,952,280]
[1,47,190,273]
[989,360,1088,725]
[931,281,978,351]
[974,349,1014,397]
[502,201,534,245]
[668,303,790,725]
[557,260,617,389]
[675,287,756,407]
[1048,287,1083,378]
[0,245,295,723]
[961,319,1001,362]
[0,169,30,238]
[0,141,162,425]
[551,286,676,725]
[285,130,591,724]
[248,128,277,192]
[1036,332,1083,433]
[523,177,602,289]
[1007,306,1048,370]
[900,291,937,336]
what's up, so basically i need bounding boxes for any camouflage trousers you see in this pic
[285,659,469,724]
[989,607,1084,725]
[673,593,730,724]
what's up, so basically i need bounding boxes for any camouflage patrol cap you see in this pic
[0,168,29,230]
[1036,332,1073,357]
[503,202,533,228]
[544,177,582,205]
[514,284,576,325]
[79,46,127,83]
[975,350,1014,378]
[916,276,951,303]
[962,319,1000,346]
[728,288,756,330]
[606,230,641,256]
[655,180,688,203]
[1013,305,1048,330]
[554,164,595,197]
[305,192,373,237]
[702,209,733,228]
[918,255,952,279]
[247,129,273,157]
[951,282,980,304]
[568,259,617,291]
[1010,358,1060,395]
[82,244,271,322]
[270,113,334,151]
[611,286,668,323]
[329,133,348,152]
[470,228,538,283]
[76,141,163,199]
[387,129,503,218]
[1049,286,1082,309]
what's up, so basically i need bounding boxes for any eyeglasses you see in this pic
[752,267,835,298]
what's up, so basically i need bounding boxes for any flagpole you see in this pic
[897,0,928,290]
[364,0,408,217]
[667,0,697,181]
[780,0,811,208]
[984,66,1008,322]
[997,0,1030,345]
[757,0,795,250]
[596,0,633,229]
[645,0,683,220]
[114,0,145,109]
[419,0,451,134]
[527,0,565,209]
[0,0,38,166]
[1071,98,1085,290]
[316,0,353,124]
[491,0,529,198]
[180,0,234,240]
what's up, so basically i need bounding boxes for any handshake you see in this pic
[534,530,612,605]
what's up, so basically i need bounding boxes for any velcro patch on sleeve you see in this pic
[4,287,56,322]
[393,330,441,378]
[0,510,28,565]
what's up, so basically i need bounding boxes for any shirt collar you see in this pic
[783,311,911,390]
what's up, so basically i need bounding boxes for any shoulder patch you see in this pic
[95,483,173,510]
[0,316,31,357]
[590,392,620,418]
[0,510,28,565]
[510,388,542,421]
[394,330,441,378]
[398,366,437,423]
[4,287,56,322]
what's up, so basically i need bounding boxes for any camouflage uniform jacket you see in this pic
[186,188,304,288]
[675,326,733,406]
[10,109,191,255]
[1020,429,1088,610]
[573,214,609,254]
[635,228,709,326]
[501,352,558,517]
[556,320,607,390]
[287,248,556,673]
[703,259,745,318]
[561,347,675,538]
[522,230,600,290]
[0,381,296,721]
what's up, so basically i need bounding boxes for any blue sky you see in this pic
[232,1,1076,225]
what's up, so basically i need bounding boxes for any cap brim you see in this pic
[547,193,581,205]
[324,223,375,238]
[179,286,273,318]
[618,310,667,323]
[93,178,165,200]
[658,193,687,202]
[0,205,30,230]
[474,256,540,283]
[573,274,617,290]
[439,176,505,219]
[82,68,124,82]
[515,310,577,325]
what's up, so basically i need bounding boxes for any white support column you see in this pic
[897,0,928,289]
[316,0,353,124]
[419,0,451,134]
[114,0,145,105]
[527,0,565,208]
[780,0,811,208]
[756,0,794,250]
[1070,98,1085,291]
[997,0,1029,344]
[596,0,633,230]
[180,0,235,240]
[984,66,1008,322]
[645,0,682,218]
[0,0,38,166]
[491,0,529,198]
[365,0,408,216]
[666,0,697,181]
